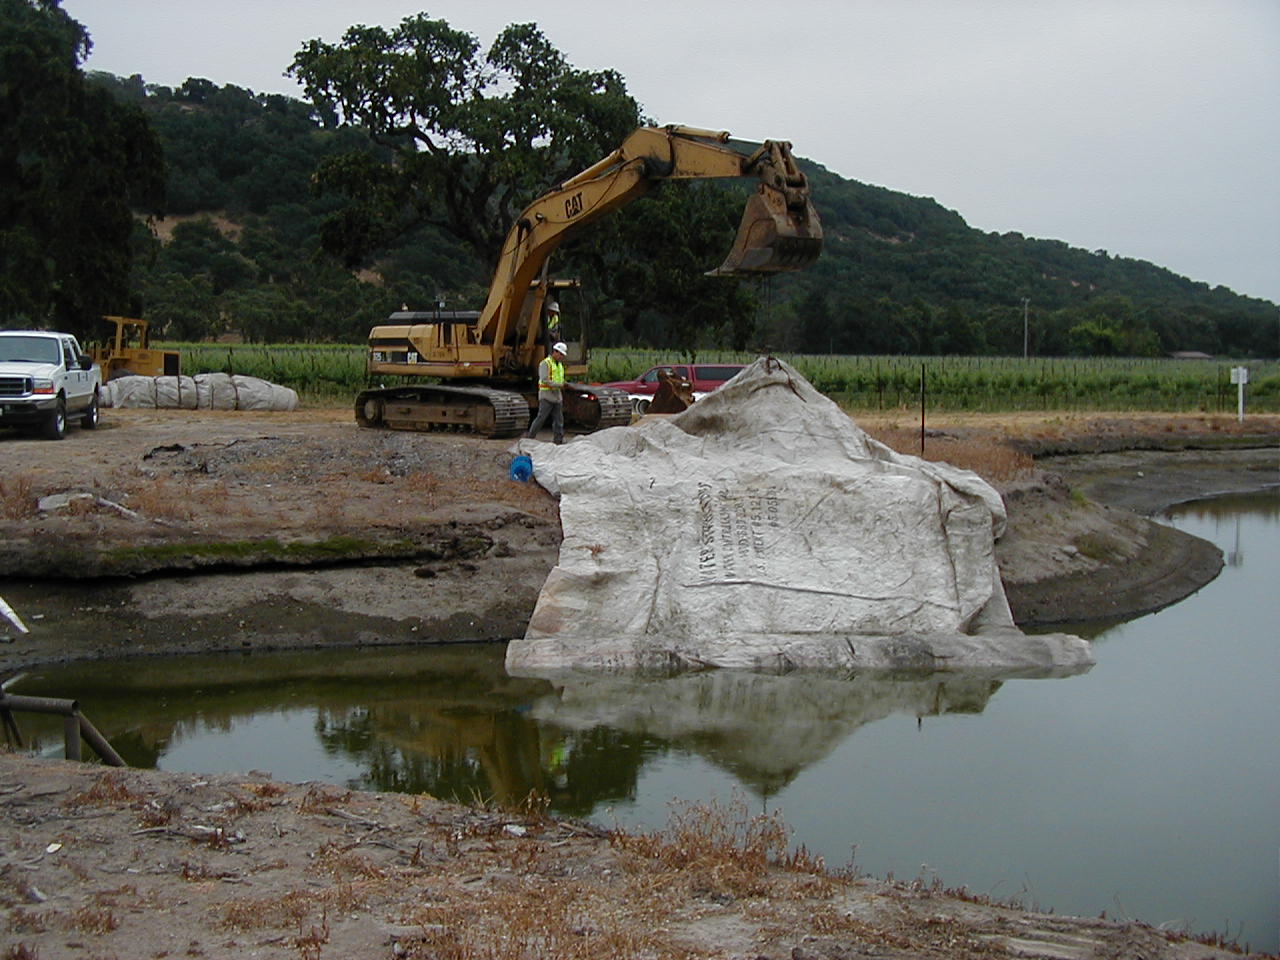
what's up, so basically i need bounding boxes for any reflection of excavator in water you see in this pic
[355,124,823,437]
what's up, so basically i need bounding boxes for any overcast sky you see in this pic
[62,0,1279,305]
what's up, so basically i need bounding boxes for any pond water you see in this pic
[10,490,1279,950]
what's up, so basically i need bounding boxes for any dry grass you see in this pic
[400,471,557,518]
[612,794,829,901]
[866,426,1034,483]
[69,906,119,934]
[387,795,846,959]
[64,771,148,810]
[396,881,679,960]
[220,876,382,933]
[123,476,197,520]
[5,909,49,934]
[295,783,352,814]
[243,780,288,798]
[0,475,38,520]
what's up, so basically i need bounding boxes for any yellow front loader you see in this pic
[88,317,181,381]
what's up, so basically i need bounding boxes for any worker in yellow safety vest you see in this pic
[544,300,561,343]
[524,341,567,444]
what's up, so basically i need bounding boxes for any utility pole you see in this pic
[1022,298,1030,358]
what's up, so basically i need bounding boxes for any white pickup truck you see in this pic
[0,330,101,440]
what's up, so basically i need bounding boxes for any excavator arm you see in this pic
[477,124,823,366]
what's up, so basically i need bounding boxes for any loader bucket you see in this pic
[709,189,824,276]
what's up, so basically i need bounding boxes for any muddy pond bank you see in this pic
[1,410,1277,673]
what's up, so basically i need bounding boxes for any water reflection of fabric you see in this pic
[527,667,1083,796]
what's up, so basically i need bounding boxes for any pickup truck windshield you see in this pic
[0,336,61,364]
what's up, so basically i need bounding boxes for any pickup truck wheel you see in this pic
[634,398,650,416]
[42,398,67,440]
[81,390,100,429]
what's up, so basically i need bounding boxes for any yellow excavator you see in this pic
[355,124,823,437]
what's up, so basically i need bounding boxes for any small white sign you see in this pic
[1230,366,1249,384]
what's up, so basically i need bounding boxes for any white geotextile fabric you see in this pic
[102,373,299,411]
[507,357,1091,674]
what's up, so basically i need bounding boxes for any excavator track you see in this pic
[355,385,530,438]
[564,383,633,431]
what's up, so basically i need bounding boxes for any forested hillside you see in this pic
[94,73,1276,357]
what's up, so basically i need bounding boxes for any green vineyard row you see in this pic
[168,342,1280,413]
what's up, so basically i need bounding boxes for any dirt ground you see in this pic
[1,405,1278,959]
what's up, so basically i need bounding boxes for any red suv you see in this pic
[602,363,746,415]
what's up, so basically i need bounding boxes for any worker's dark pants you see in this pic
[525,398,563,442]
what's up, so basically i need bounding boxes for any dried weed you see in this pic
[403,471,554,517]
[125,476,196,520]
[136,797,178,828]
[612,794,828,902]
[219,882,379,933]
[65,772,147,810]
[398,882,668,960]
[296,783,352,814]
[0,475,37,520]
[242,781,287,799]
[868,428,1034,483]
[311,845,386,881]
[69,906,119,934]
[6,909,50,934]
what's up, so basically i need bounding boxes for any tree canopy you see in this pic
[287,14,759,352]
[0,0,163,339]
[289,16,642,268]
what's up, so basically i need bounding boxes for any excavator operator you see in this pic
[524,342,568,444]
[544,300,561,345]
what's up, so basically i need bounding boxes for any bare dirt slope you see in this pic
[1,408,560,672]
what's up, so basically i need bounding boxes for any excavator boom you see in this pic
[476,125,823,353]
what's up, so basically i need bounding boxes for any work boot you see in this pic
[554,437,564,445]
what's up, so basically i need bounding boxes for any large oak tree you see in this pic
[290,16,641,268]
[290,14,758,352]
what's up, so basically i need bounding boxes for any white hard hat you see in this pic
[546,300,560,312]
[552,341,568,355]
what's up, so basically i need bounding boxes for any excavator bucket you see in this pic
[710,189,824,276]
